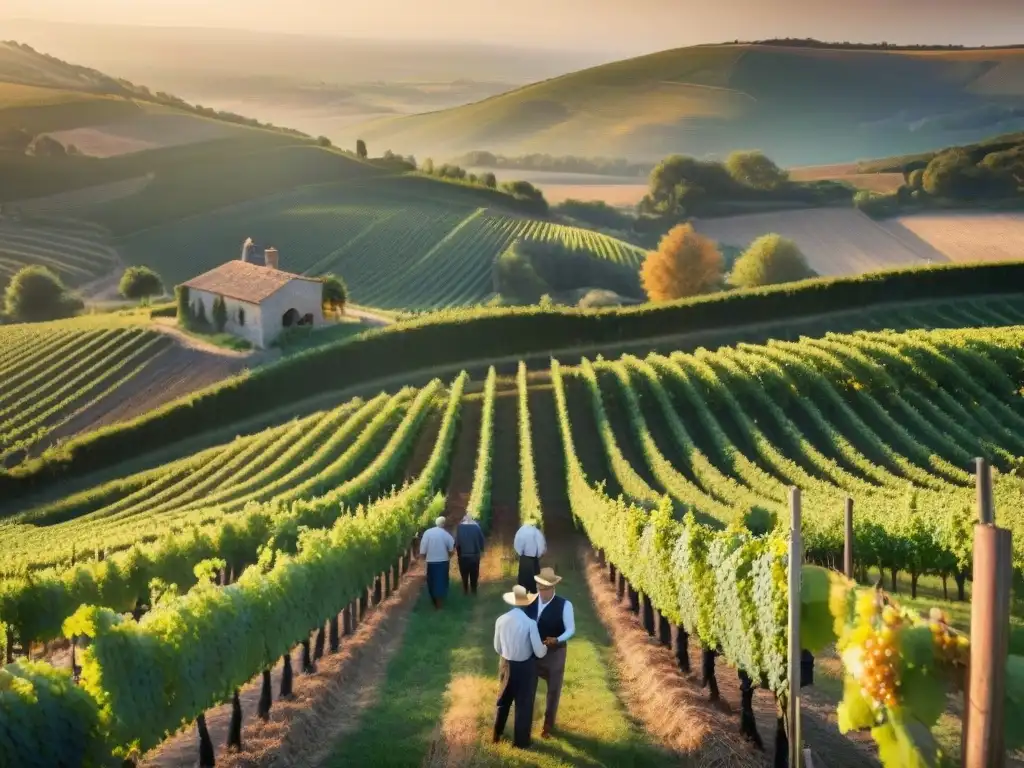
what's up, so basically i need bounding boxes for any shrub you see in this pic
[118,266,163,302]
[728,234,816,289]
[499,180,549,214]
[321,274,348,315]
[725,150,789,190]
[3,266,83,323]
[493,247,549,304]
[192,299,209,329]
[640,224,724,301]
[212,295,228,332]
[494,238,642,302]
[175,285,190,327]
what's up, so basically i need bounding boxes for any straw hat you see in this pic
[435,516,446,527]
[503,584,539,606]
[534,567,562,588]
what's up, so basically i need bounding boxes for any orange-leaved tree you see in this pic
[640,223,724,302]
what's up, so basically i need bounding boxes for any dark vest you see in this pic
[530,594,566,639]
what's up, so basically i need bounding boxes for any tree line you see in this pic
[855,134,1024,217]
[454,151,653,178]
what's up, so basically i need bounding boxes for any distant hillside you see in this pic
[350,43,1024,166]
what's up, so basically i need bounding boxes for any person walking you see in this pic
[455,513,485,595]
[419,516,454,609]
[493,584,547,749]
[513,519,546,593]
[525,567,575,738]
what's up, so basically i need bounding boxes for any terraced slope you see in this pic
[350,43,1024,164]
[0,218,120,286]
[115,177,646,310]
[0,318,246,464]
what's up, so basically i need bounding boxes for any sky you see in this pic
[3,0,1023,54]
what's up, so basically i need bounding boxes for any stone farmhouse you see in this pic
[179,240,323,349]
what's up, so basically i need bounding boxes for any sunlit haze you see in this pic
[4,0,1023,53]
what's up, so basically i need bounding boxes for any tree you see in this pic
[193,299,208,328]
[175,285,190,327]
[421,158,435,174]
[356,139,367,159]
[725,150,789,190]
[481,172,497,188]
[321,274,348,316]
[639,224,724,301]
[212,295,228,332]
[3,266,83,323]
[639,154,738,217]
[118,266,163,302]
[728,234,816,289]
[492,245,549,304]
[316,136,332,147]
[907,168,925,191]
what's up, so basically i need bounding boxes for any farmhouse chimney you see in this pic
[264,247,279,270]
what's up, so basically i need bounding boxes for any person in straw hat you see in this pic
[524,566,575,737]
[493,584,548,748]
[419,516,455,609]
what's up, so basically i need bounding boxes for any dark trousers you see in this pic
[517,554,540,594]
[458,555,480,594]
[494,657,538,748]
[536,645,567,729]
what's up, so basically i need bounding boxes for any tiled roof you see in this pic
[180,260,320,305]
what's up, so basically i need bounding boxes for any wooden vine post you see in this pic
[787,487,803,768]
[962,457,1012,768]
[843,497,854,579]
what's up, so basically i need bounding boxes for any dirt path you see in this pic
[215,560,428,768]
[345,305,393,327]
[143,643,306,767]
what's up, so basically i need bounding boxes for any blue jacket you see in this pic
[455,519,485,558]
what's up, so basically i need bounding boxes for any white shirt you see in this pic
[493,608,548,662]
[536,593,576,644]
[513,524,546,558]
[419,527,455,563]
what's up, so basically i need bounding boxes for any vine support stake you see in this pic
[787,486,803,768]
[962,458,1011,768]
[843,497,854,579]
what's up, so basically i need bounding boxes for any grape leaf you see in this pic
[837,677,875,733]
[900,664,946,730]
[872,713,942,768]
[900,626,937,672]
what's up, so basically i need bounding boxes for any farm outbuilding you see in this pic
[180,249,323,349]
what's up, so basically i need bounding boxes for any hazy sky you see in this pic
[4,0,1023,54]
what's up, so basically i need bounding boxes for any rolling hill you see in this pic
[0,42,650,308]
[349,43,1024,166]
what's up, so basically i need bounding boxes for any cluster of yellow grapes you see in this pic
[855,592,902,709]
[928,607,970,670]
